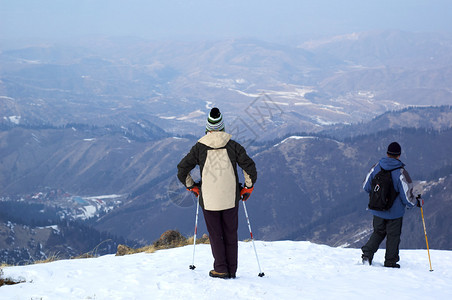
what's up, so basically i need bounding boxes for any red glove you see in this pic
[187,185,200,197]
[240,186,254,201]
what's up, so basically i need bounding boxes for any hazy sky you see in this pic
[1,0,452,41]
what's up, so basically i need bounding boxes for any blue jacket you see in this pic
[363,157,416,219]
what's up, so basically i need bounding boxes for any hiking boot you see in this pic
[229,273,236,279]
[384,262,400,268]
[362,255,372,265]
[209,270,230,279]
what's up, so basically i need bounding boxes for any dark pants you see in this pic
[362,215,403,265]
[202,205,239,275]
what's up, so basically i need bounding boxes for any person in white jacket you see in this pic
[177,107,257,279]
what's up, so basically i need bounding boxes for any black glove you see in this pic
[416,194,424,207]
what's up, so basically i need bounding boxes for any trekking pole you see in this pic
[418,195,433,272]
[189,195,199,270]
[242,199,265,277]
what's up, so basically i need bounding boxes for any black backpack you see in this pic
[368,166,402,211]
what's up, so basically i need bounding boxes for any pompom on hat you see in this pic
[387,142,402,156]
[206,107,225,132]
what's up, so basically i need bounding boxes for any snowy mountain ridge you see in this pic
[2,241,451,299]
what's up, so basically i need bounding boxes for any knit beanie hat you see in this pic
[387,142,402,156]
[206,107,225,132]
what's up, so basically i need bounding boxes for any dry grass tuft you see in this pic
[0,277,24,287]
[0,267,24,287]
[72,253,96,259]
[116,230,210,256]
[34,252,61,264]
[187,233,210,245]
[72,239,113,260]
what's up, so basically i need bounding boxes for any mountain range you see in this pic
[1,106,450,256]
[2,30,451,137]
[1,30,452,264]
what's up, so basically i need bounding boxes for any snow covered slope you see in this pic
[2,241,451,299]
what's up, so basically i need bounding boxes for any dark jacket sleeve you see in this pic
[235,142,257,186]
[177,143,199,187]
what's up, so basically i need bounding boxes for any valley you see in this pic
[1,31,452,264]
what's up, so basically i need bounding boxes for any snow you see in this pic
[5,116,21,124]
[262,89,313,100]
[273,136,317,147]
[159,110,205,121]
[38,225,60,234]
[231,89,260,98]
[76,205,98,220]
[159,115,176,120]
[314,116,338,126]
[85,194,124,200]
[3,241,450,300]
[232,86,315,101]
[177,110,205,121]
[0,96,15,100]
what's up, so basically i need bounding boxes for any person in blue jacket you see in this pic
[361,142,419,268]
